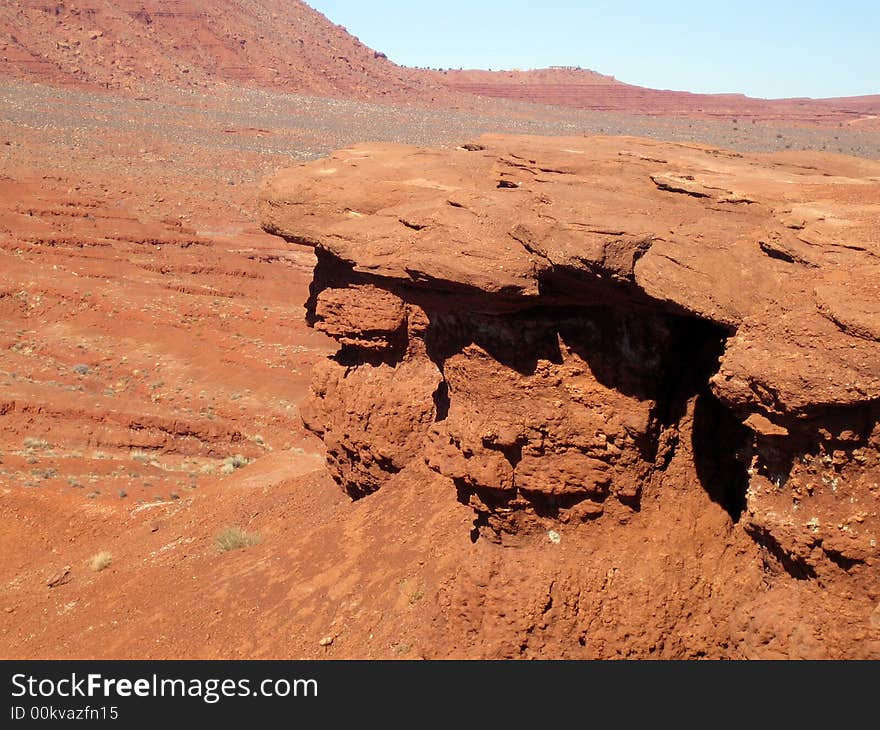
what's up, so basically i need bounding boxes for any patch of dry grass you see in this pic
[215,526,261,552]
[219,454,250,475]
[88,551,113,572]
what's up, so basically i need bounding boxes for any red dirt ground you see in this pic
[0,95,349,658]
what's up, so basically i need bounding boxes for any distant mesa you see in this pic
[431,66,880,125]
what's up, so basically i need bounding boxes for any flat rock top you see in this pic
[260,134,880,416]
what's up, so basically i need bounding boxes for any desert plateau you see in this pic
[0,0,878,660]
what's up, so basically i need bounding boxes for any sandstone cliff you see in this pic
[260,135,880,657]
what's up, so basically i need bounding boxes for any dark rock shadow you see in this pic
[692,391,750,522]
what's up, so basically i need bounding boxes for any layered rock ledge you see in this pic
[261,134,879,587]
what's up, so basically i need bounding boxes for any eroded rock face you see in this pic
[261,135,880,635]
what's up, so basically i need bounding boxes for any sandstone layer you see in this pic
[261,135,880,657]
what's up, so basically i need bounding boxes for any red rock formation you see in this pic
[261,134,880,656]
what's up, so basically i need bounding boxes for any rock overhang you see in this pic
[261,133,880,420]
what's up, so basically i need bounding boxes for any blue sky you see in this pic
[309,1,878,99]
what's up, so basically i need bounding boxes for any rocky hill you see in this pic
[0,0,440,98]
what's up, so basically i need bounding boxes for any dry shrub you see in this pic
[215,527,261,552]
